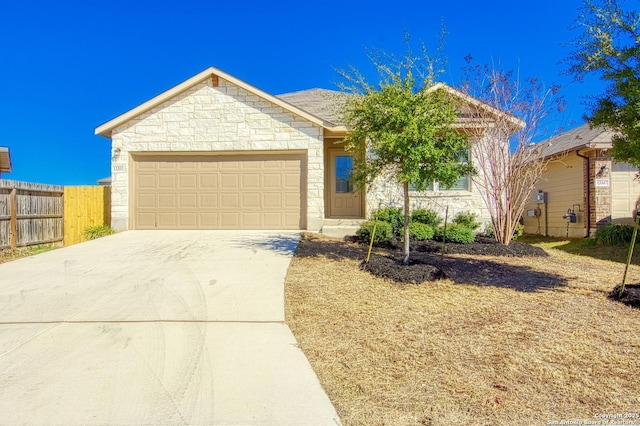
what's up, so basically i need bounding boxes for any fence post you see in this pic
[9,188,16,249]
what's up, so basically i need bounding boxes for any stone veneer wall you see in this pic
[109,78,325,231]
[365,140,491,229]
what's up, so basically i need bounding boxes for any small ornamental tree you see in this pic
[566,0,640,167]
[460,62,564,245]
[339,40,473,265]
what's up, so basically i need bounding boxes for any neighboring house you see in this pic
[97,177,112,186]
[522,123,640,238]
[95,66,517,233]
[0,147,11,178]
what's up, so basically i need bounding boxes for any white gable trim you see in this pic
[95,66,342,138]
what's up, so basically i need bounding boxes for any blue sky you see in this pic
[0,0,604,185]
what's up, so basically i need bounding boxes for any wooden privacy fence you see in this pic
[63,186,111,246]
[0,180,64,249]
[0,181,111,249]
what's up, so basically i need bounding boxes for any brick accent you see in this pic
[110,78,325,231]
[591,150,613,228]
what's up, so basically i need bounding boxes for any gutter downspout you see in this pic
[576,148,591,238]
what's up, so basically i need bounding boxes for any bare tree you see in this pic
[460,65,564,245]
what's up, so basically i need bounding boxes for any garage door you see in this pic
[132,154,305,230]
[611,161,640,223]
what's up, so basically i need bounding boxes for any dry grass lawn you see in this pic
[0,245,54,264]
[285,233,640,425]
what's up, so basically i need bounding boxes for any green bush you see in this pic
[83,225,115,240]
[484,224,495,237]
[594,223,639,245]
[411,208,442,227]
[453,211,480,230]
[372,207,404,235]
[356,220,393,244]
[484,223,524,240]
[400,222,434,241]
[434,224,475,244]
[513,222,525,240]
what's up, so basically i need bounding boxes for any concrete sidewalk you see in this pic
[0,231,341,425]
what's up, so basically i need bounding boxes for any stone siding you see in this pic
[365,142,491,229]
[110,78,324,231]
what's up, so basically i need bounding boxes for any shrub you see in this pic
[356,220,393,244]
[434,224,475,244]
[453,211,480,230]
[372,207,404,235]
[400,222,434,241]
[411,208,442,227]
[512,222,525,240]
[484,223,524,240]
[484,224,495,237]
[83,225,115,240]
[594,223,639,245]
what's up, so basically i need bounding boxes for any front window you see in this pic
[410,147,471,192]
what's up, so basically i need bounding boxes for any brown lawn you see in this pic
[284,233,640,426]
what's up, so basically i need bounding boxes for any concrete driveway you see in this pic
[0,231,340,425]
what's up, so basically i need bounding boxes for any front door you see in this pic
[329,149,362,218]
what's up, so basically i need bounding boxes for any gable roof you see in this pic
[95,67,348,138]
[276,88,348,126]
[537,123,614,158]
[95,68,521,139]
[427,83,526,130]
[0,147,11,173]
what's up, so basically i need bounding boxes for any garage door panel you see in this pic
[263,174,282,188]
[242,212,261,227]
[221,212,240,227]
[137,193,156,208]
[221,193,240,208]
[284,193,300,208]
[179,193,197,208]
[158,212,178,228]
[158,193,177,208]
[133,154,304,230]
[284,173,299,188]
[179,212,197,228]
[221,174,239,188]
[263,212,283,228]
[200,174,218,189]
[158,175,177,189]
[136,212,156,228]
[242,193,260,208]
[179,174,197,189]
[220,161,239,170]
[242,174,260,188]
[263,193,282,208]
[158,162,177,170]
[137,175,156,189]
[200,193,218,208]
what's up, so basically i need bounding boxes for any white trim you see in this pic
[95,66,343,138]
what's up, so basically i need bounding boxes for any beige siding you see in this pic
[611,162,640,224]
[523,153,585,238]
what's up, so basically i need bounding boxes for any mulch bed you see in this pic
[360,236,548,284]
[410,235,547,257]
[360,255,445,283]
[609,284,640,309]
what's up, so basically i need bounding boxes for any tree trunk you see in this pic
[403,181,410,266]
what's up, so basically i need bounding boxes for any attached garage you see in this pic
[132,153,306,230]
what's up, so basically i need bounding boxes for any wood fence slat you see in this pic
[63,186,111,246]
[9,188,16,249]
